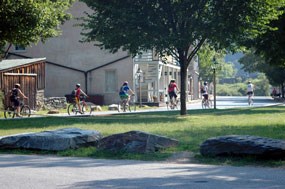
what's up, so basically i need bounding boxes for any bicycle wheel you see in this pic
[82,103,92,115]
[20,105,31,117]
[128,101,136,112]
[201,99,206,109]
[122,103,127,112]
[4,106,15,119]
[207,99,213,108]
[175,99,181,110]
[117,101,121,112]
[67,104,78,115]
[166,101,170,110]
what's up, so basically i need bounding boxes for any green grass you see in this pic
[1,106,285,167]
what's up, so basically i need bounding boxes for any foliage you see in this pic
[217,74,270,96]
[217,83,245,96]
[243,11,285,66]
[0,0,74,54]
[239,52,285,96]
[198,44,236,83]
[80,0,284,115]
[1,106,285,166]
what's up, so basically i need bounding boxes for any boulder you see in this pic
[200,135,285,159]
[97,130,179,153]
[108,104,119,111]
[0,128,102,151]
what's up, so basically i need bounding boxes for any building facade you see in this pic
[4,1,199,105]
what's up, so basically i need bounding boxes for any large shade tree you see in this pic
[244,11,285,67]
[80,0,284,115]
[0,0,74,55]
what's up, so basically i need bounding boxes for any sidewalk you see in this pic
[0,154,284,189]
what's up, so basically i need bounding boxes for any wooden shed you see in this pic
[0,58,46,109]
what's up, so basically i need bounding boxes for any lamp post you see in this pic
[136,68,143,107]
[212,57,219,109]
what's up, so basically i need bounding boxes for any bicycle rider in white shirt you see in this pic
[247,81,254,100]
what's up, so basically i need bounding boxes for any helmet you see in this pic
[15,83,20,88]
[170,79,175,82]
[204,81,208,85]
[123,81,128,85]
[76,83,80,87]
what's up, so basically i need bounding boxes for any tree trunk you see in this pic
[178,49,189,116]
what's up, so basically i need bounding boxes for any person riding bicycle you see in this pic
[247,81,254,100]
[201,81,209,101]
[119,81,134,105]
[10,83,28,117]
[168,79,180,105]
[74,83,88,114]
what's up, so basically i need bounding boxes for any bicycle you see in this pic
[118,95,136,112]
[166,94,180,110]
[201,96,212,109]
[4,99,31,118]
[248,94,254,106]
[67,96,92,115]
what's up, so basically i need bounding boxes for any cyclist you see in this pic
[119,81,134,105]
[247,81,254,103]
[201,81,209,101]
[168,79,180,106]
[10,83,28,117]
[74,83,88,114]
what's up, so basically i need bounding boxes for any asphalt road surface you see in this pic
[0,154,284,189]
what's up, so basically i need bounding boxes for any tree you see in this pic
[80,0,284,115]
[239,53,285,97]
[0,0,74,55]
[244,11,285,67]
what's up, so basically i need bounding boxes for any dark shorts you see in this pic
[202,94,208,100]
[247,91,253,96]
[13,99,20,107]
[168,91,177,99]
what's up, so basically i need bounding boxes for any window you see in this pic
[105,70,117,92]
[15,45,26,51]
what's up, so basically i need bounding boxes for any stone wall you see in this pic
[36,90,67,110]
[44,97,67,110]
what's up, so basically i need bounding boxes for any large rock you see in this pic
[97,130,179,153]
[0,128,102,151]
[200,135,285,159]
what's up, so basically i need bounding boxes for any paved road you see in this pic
[88,96,280,116]
[0,154,284,189]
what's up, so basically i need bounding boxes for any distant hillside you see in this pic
[224,53,243,64]
[224,53,258,80]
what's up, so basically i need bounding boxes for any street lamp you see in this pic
[136,68,143,107]
[212,57,219,109]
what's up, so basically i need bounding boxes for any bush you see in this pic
[217,83,244,96]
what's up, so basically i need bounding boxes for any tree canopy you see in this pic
[0,0,74,52]
[80,0,285,115]
[243,10,285,67]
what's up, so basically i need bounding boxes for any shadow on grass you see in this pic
[0,111,185,130]
[1,105,285,130]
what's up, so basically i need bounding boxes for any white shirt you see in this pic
[247,83,254,92]
[203,85,208,95]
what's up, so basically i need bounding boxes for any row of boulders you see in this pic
[0,128,178,153]
[0,128,284,159]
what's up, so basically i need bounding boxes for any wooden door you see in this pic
[3,73,37,109]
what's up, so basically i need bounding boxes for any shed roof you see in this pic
[0,58,46,71]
